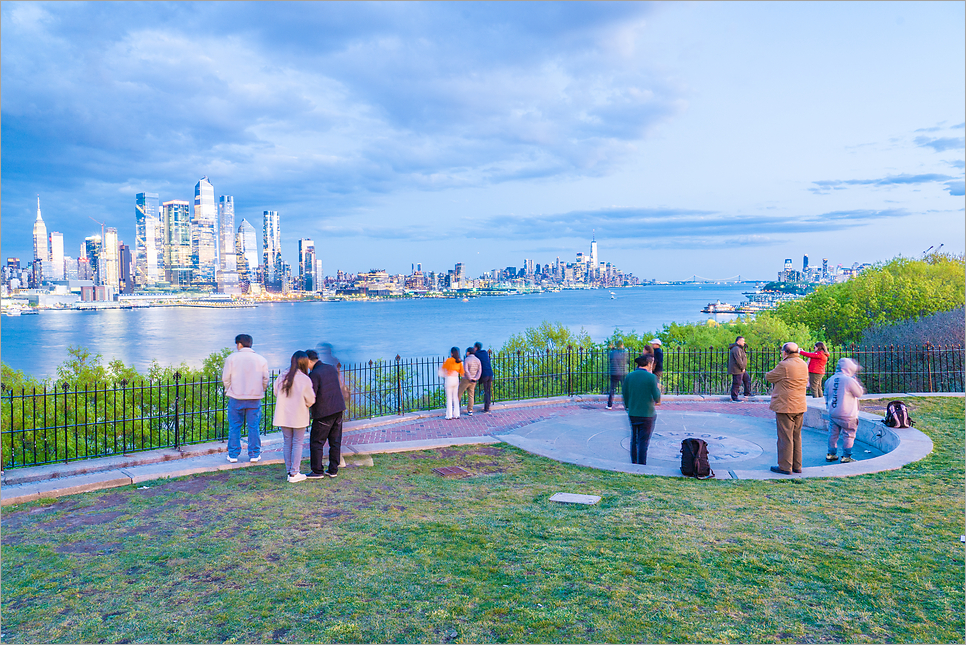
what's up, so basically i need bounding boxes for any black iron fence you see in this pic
[2,344,962,469]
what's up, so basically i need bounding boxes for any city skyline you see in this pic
[2,2,963,279]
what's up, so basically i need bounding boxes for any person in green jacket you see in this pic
[622,354,662,465]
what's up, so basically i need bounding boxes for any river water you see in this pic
[2,284,751,377]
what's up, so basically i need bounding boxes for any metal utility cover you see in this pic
[550,492,601,505]
[433,466,472,478]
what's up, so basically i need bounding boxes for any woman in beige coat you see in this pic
[273,351,316,482]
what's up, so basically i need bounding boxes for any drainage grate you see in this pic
[433,466,472,478]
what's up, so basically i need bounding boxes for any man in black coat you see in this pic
[473,342,494,412]
[306,349,347,478]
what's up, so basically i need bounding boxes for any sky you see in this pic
[2,1,964,281]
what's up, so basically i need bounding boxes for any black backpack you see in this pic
[884,400,913,428]
[681,438,715,479]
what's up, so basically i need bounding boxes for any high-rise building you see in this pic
[135,192,161,286]
[191,176,218,285]
[119,243,133,293]
[33,196,49,281]
[590,236,598,279]
[49,232,64,280]
[802,254,809,274]
[236,219,259,285]
[101,228,120,291]
[84,236,102,283]
[64,257,79,281]
[822,258,828,279]
[216,195,240,294]
[263,210,281,290]
[163,200,192,287]
[298,239,317,292]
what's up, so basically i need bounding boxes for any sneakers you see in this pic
[287,473,307,483]
[227,456,238,463]
[826,453,839,462]
[605,406,613,410]
[467,411,473,416]
[249,456,261,463]
[840,456,856,463]
[325,471,338,478]
[306,471,326,479]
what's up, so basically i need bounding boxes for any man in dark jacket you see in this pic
[473,342,494,412]
[727,336,752,402]
[306,349,347,478]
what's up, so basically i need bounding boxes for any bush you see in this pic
[860,308,965,348]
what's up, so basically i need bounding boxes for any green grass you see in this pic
[2,397,963,643]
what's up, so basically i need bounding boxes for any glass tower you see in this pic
[299,238,316,292]
[216,195,240,294]
[135,192,161,286]
[236,219,259,285]
[49,232,64,280]
[33,196,49,280]
[191,176,218,285]
[263,210,281,290]
[163,200,192,287]
[101,228,120,291]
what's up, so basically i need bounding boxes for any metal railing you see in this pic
[2,344,962,469]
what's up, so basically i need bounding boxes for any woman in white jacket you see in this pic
[273,350,316,482]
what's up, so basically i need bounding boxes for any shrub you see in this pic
[860,308,965,348]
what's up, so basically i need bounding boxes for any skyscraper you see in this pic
[263,210,281,290]
[135,192,161,286]
[33,196,49,280]
[298,238,316,292]
[803,254,809,273]
[217,195,240,294]
[191,177,218,285]
[590,236,598,279]
[101,228,120,291]
[119,243,133,293]
[49,232,64,280]
[84,236,102,284]
[163,200,192,287]
[236,219,259,285]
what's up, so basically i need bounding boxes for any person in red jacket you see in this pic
[800,341,830,398]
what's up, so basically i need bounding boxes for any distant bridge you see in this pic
[679,274,746,283]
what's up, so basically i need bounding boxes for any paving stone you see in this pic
[550,492,601,505]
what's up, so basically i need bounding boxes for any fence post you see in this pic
[567,345,573,396]
[173,371,181,450]
[395,355,403,415]
[925,342,934,393]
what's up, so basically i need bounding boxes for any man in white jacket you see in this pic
[222,334,270,463]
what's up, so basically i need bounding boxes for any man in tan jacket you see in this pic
[765,342,809,475]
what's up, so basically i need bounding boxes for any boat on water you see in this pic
[462,297,469,302]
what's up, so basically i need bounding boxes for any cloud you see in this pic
[914,136,966,153]
[945,181,966,197]
[810,173,956,194]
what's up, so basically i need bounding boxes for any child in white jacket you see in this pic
[824,358,866,463]
[273,351,316,482]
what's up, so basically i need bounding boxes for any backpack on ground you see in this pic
[681,438,715,479]
[883,400,913,428]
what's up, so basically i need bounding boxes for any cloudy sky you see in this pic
[2,1,963,281]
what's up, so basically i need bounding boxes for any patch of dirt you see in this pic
[85,492,133,511]
[433,446,506,459]
[54,540,122,555]
[55,510,127,533]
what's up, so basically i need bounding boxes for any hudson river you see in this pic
[2,284,752,377]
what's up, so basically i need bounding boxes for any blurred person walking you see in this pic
[728,336,752,401]
[222,334,270,463]
[459,347,482,416]
[273,351,316,483]
[622,354,662,465]
[801,342,831,398]
[650,338,664,387]
[306,349,347,479]
[765,342,809,475]
[440,347,464,420]
[824,358,866,463]
[606,341,628,410]
[473,342,494,412]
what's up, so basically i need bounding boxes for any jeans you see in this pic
[458,378,477,412]
[310,411,344,475]
[444,375,460,419]
[281,426,307,476]
[629,415,656,465]
[827,420,857,457]
[607,375,623,408]
[730,373,752,400]
[478,376,493,411]
[227,398,262,459]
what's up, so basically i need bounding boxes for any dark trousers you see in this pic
[730,373,752,400]
[776,412,804,473]
[310,411,344,475]
[607,375,622,407]
[478,376,493,411]
[629,415,656,465]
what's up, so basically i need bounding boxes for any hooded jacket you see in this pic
[824,358,866,429]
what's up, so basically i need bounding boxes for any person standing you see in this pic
[765,342,809,475]
[459,347,482,416]
[473,342,494,412]
[824,358,866,463]
[801,342,831,398]
[606,341,628,410]
[440,347,464,420]
[222,333,270,463]
[650,338,664,386]
[273,351,316,483]
[622,354,662,465]
[728,336,752,401]
[306,348,347,479]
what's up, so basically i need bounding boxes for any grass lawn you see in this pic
[2,397,963,643]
